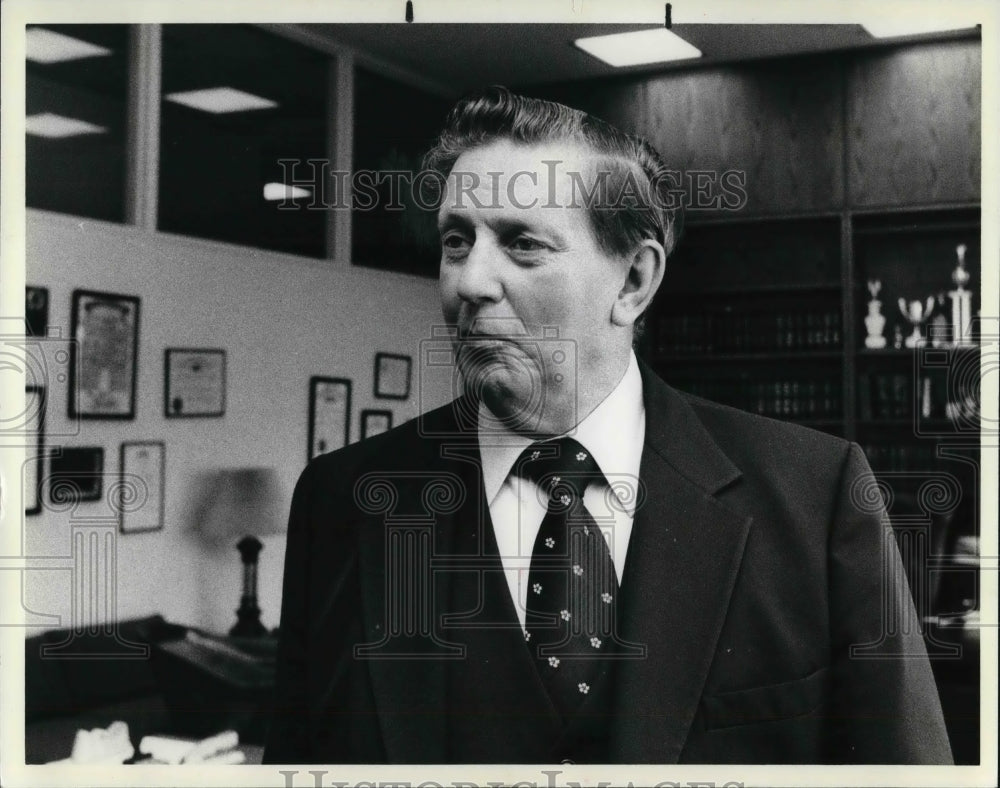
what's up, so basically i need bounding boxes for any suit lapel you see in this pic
[610,364,753,763]
[355,400,476,763]
[354,374,753,763]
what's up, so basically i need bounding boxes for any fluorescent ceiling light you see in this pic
[575,28,701,67]
[263,183,313,201]
[26,112,108,138]
[861,20,973,38]
[165,87,278,114]
[26,28,112,63]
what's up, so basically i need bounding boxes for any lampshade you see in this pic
[195,468,285,544]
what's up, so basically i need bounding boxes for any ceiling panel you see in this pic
[303,22,920,95]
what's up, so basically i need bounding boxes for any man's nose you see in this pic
[455,239,504,304]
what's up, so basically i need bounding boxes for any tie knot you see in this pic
[514,437,601,495]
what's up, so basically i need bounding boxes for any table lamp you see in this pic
[196,468,285,637]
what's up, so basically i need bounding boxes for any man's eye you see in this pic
[442,233,471,252]
[510,237,545,252]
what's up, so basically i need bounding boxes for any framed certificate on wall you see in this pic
[374,352,412,400]
[164,348,226,418]
[24,385,45,515]
[118,442,166,534]
[361,409,393,439]
[69,290,140,419]
[308,377,351,460]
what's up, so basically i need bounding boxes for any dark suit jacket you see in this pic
[264,363,952,764]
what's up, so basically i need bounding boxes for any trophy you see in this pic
[929,294,949,348]
[864,279,887,349]
[949,243,974,346]
[898,296,935,349]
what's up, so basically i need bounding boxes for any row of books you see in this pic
[857,373,912,420]
[860,443,941,473]
[857,372,976,422]
[675,377,842,419]
[655,308,842,354]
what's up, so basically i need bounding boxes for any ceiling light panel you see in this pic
[26,27,113,63]
[164,87,279,114]
[26,112,108,138]
[574,28,702,67]
[263,183,313,201]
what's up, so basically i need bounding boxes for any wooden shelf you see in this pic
[666,283,842,297]
[657,351,843,364]
[856,345,979,358]
[786,419,844,428]
[858,418,976,432]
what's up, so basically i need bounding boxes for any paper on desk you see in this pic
[139,730,241,764]
[46,720,135,765]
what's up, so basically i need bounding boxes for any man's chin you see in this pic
[458,365,541,430]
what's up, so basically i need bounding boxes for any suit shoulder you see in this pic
[680,391,852,467]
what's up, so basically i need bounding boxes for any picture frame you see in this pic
[118,442,165,534]
[308,377,351,461]
[24,385,45,516]
[374,352,412,400]
[164,348,227,418]
[69,289,140,419]
[49,447,104,505]
[361,409,393,440]
[25,285,49,337]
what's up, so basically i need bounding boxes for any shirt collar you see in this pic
[478,351,646,507]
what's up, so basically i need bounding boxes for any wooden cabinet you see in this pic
[549,58,844,218]
[544,39,979,216]
[847,41,981,208]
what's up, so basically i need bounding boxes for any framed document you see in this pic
[49,447,104,505]
[308,376,351,460]
[25,286,49,337]
[361,409,393,439]
[118,442,165,534]
[164,348,226,417]
[374,352,412,400]
[69,290,140,419]
[24,385,46,516]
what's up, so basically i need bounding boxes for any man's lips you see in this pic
[455,332,536,365]
[458,317,530,340]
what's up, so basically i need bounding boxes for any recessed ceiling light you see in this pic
[861,20,973,38]
[574,28,702,68]
[26,28,113,64]
[26,112,108,138]
[263,183,313,201]
[165,87,278,114]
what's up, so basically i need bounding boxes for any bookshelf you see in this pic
[645,215,846,436]
[644,205,981,446]
[643,209,983,744]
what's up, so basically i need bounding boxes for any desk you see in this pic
[152,630,276,744]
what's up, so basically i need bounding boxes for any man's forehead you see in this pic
[439,138,600,214]
[449,138,597,179]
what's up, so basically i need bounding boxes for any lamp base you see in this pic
[231,535,268,638]
[230,601,268,638]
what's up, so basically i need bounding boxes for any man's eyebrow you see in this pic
[437,211,570,249]
[437,212,473,233]
[492,217,569,248]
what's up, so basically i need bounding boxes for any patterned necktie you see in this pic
[515,437,620,719]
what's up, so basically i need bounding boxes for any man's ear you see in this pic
[611,239,665,328]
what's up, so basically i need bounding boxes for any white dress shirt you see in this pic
[478,351,646,630]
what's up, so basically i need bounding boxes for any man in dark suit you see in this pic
[264,87,952,764]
